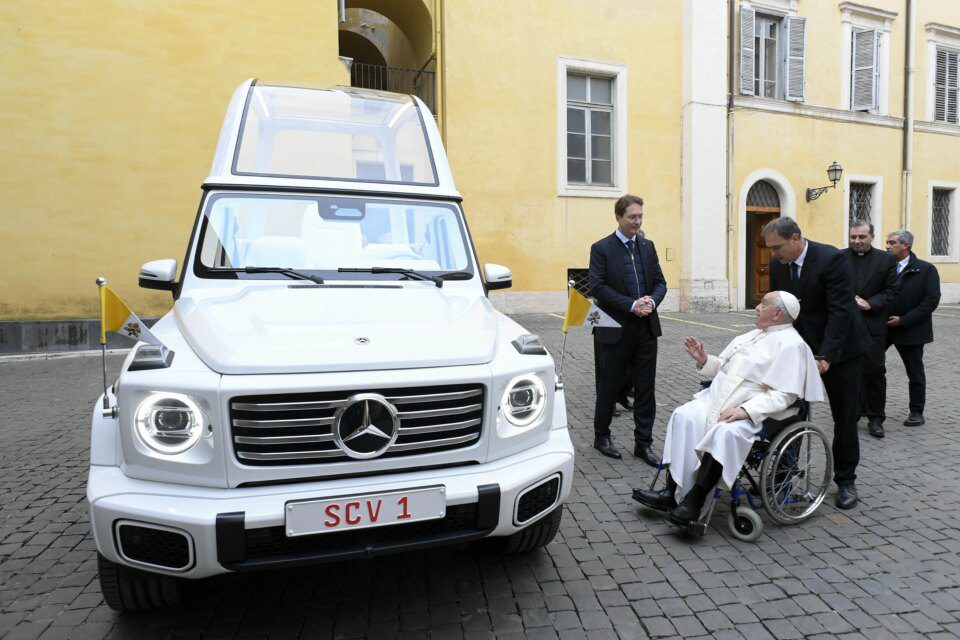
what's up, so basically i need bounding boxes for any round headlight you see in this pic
[500,374,547,427]
[134,393,204,454]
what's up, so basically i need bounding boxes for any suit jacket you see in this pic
[589,232,667,344]
[769,239,870,364]
[888,252,940,345]
[840,246,899,337]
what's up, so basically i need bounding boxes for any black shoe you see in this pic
[667,496,701,528]
[903,412,925,427]
[867,420,885,439]
[594,436,622,459]
[633,444,660,468]
[632,487,677,512]
[835,484,858,509]
[617,395,633,411]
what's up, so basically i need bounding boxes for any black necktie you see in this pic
[790,262,800,292]
[626,240,636,256]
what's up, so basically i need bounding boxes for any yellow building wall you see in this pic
[0,1,348,320]
[441,0,683,294]
[912,131,960,283]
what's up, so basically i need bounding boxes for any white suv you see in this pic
[87,80,574,611]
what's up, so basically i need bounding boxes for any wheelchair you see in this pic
[648,389,833,542]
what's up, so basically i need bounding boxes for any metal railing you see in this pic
[350,62,436,115]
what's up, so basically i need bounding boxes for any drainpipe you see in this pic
[433,0,446,138]
[901,0,915,230]
[726,0,737,309]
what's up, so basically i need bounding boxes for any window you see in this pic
[739,6,805,101]
[850,29,880,111]
[566,74,614,186]
[843,176,883,246]
[929,182,959,261]
[849,182,873,225]
[935,47,959,124]
[839,3,895,114]
[557,57,627,197]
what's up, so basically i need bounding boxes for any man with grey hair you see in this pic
[885,230,940,427]
[633,291,825,529]
[764,217,870,509]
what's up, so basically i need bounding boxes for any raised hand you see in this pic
[683,337,707,366]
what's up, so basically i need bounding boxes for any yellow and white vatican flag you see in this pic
[98,281,163,347]
[562,288,620,333]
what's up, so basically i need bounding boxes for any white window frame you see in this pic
[557,57,627,198]
[926,23,960,125]
[928,180,960,262]
[839,3,895,115]
[842,174,884,248]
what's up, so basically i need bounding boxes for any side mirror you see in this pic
[483,263,512,291]
[139,259,178,292]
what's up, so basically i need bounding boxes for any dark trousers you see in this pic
[886,342,926,414]
[822,356,863,485]
[593,333,632,400]
[593,322,657,447]
[860,334,887,422]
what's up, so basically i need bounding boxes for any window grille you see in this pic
[566,73,614,186]
[932,188,952,256]
[746,180,780,208]
[849,183,873,225]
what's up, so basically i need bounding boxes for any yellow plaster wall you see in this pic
[0,0,347,320]
[441,0,683,294]
[912,131,960,282]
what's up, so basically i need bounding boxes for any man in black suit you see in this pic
[885,229,941,427]
[589,195,667,465]
[764,217,870,509]
[842,221,898,439]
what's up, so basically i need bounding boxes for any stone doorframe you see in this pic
[735,169,797,311]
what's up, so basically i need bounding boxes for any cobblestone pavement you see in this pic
[2,308,960,639]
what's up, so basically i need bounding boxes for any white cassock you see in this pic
[662,323,826,502]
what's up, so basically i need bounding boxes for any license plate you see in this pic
[285,486,446,537]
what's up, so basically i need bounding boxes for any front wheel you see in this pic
[727,508,763,542]
[97,553,182,612]
[502,506,563,554]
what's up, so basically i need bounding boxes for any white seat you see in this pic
[243,236,310,268]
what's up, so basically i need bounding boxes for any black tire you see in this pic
[502,506,563,554]
[97,552,182,612]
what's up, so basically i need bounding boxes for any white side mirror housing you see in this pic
[483,263,512,291]
[139,259,178,291]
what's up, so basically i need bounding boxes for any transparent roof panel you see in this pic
[233,84,438,185]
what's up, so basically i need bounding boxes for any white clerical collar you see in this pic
[793,240,809,269]
[763,323,793,332]
[615,229,638,244]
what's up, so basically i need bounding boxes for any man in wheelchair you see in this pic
[633,291,826,530]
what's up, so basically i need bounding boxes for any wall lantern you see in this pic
[805,161,843,202]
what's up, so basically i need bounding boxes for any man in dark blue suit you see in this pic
[765,217,870,509]
[589,195,668,464]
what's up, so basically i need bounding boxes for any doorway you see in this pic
[744,180,781,308]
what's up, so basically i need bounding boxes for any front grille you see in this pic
[244,503,480,560]
[516,476,560,524]
[117,524,191,570]
[230,384,485,466]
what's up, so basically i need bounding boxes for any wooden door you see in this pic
[746,210,778,308]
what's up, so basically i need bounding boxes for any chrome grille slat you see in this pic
[397,403,483,419]
[389,433,480,452]
[234,434,335,445]
[398,417,482,435]
[230,384,485,466]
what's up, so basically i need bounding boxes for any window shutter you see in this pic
[739,6,756,96]
[851,29,877,111]
[935,48,959,123]
[784,16,806,102]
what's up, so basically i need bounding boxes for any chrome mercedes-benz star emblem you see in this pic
[332,393,399,459]
[354,337,370,345]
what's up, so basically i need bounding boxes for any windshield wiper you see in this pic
[213,267,324,284]
[439,271,473,281]
[338,267,443,288]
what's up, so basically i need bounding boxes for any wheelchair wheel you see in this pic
[760,421,832,525]
[727,509,763,542]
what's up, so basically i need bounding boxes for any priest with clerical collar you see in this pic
[633,290,826,529]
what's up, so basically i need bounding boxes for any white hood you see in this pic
[174,284,499,374]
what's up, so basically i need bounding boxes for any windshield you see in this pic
[195,194,473,280]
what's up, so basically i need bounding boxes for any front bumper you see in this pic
[88,428,574,578]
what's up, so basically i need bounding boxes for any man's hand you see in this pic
[816,358,831,374]
[719,407,749,422]
[887,315,901,327]
[683,337,707,367]
[855,295,871,311]
[633,296,654,317]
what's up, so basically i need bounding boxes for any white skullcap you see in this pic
[777,291,801,320]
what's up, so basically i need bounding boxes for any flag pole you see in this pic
[96,277,110,413]
[559,279,575,378]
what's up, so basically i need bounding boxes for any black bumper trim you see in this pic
[216,512,246,564]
